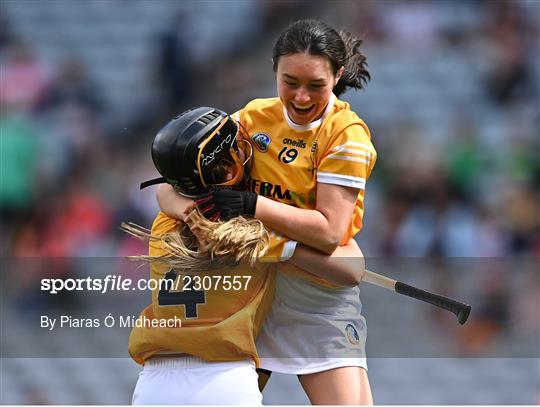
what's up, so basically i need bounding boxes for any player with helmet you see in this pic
[127,106,366,405]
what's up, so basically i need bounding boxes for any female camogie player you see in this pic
[129,107,366,405]
[182,19,377,404]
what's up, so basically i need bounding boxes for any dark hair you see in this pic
[205,161,231,185]
[272,19,370,97]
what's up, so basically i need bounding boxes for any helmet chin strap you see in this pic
[139,176,167,190]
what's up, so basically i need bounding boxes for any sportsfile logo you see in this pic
[200,133,233,167]
[40,274,252,294]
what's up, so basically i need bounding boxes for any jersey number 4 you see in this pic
[158,269,205,318]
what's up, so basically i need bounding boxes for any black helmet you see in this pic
[140,107,251,197]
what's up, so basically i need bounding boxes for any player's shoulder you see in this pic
[243,97,280,111]
[331,98,366,125]
[151,211,181,235]
[326,97,371,142]
[239,98,282,122]
[149,212,181,256]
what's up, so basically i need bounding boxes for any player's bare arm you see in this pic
[156,184,192,221]
[157,179,359,256]
[157,179,365,286]
[254,183,358,254]
[290,239,365,287]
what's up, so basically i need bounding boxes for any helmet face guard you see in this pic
[196,117,252,191]
[141,107,252,197]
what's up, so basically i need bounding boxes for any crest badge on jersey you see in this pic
[345,323,360,346]
[251,133,271,152]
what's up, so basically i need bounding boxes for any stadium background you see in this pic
[1,0,538,404]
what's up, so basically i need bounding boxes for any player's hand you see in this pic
[194,188,258,221]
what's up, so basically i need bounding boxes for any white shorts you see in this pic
[257,273,367,375]
[132,356,262,405]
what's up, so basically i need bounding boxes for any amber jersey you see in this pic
[234,94,377,286]
[128,212,294,365]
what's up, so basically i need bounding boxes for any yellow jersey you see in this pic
[128,212,297,365]
[234,94,377,286]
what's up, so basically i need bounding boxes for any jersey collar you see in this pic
[283,93,335,131]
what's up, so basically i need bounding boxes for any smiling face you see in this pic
[276,53,342,126]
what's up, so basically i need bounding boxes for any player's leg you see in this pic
[132,363,187,405]
[298,366,373,405]
[190,359,262,405]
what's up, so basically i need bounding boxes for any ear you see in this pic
[334,66,345,86]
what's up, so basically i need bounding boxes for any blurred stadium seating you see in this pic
[1,0,538,404]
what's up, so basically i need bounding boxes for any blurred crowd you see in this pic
[1,0,538,353]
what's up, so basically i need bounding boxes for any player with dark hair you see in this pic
[128,106,366,405]
[160,19,377,404]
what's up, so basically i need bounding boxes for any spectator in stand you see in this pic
[1,39,50,113]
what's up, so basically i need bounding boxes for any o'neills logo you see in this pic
[251,133,271,152]
[345,323,360,346]
[283,138,306,149]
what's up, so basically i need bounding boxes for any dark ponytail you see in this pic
[272,19,370,97]
[334,29,370,97]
